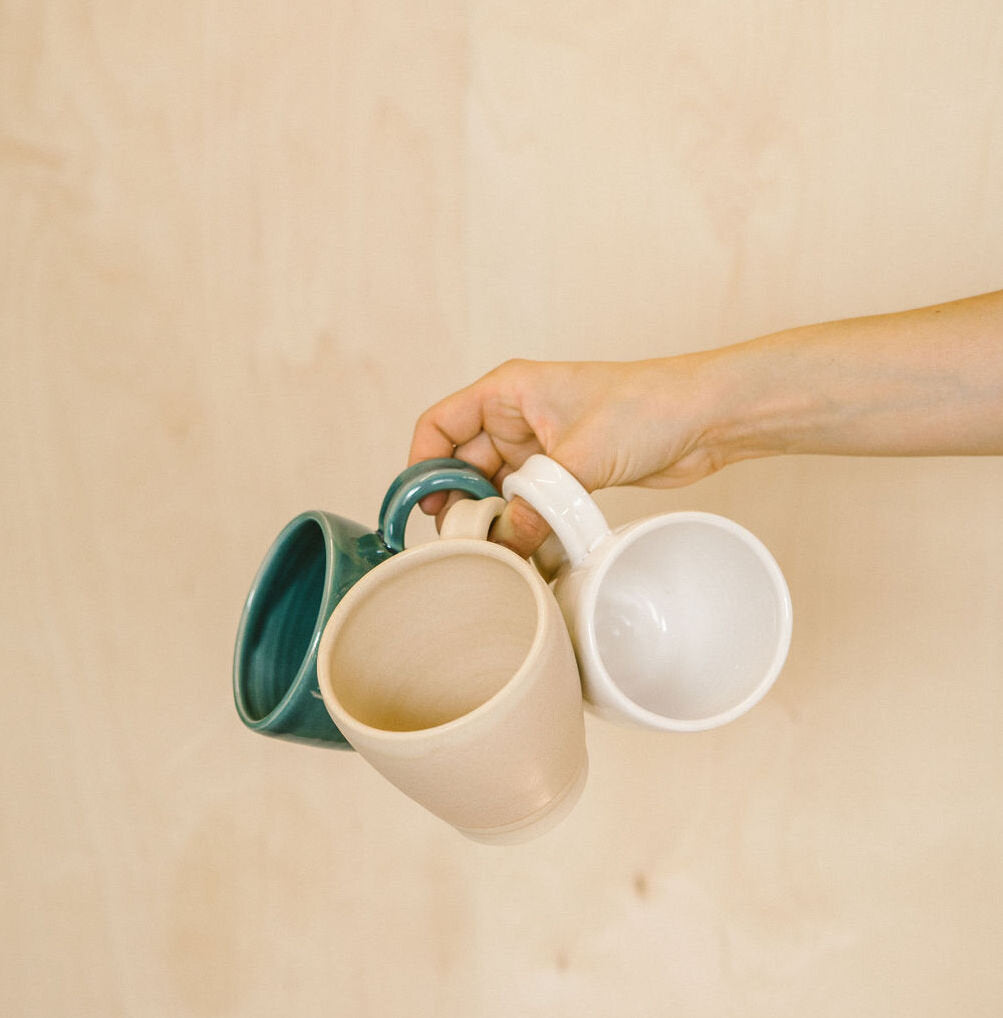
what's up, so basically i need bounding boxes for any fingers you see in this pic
[408,384,488,515]
[451,430,505,485]
[408,368,517,514]
[486,496,553,558]
[408,391,482,464]
[408,360,558,542]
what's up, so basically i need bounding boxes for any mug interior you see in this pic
[325,551,539,733]
[238,517,328,722]
[592,518,788,724]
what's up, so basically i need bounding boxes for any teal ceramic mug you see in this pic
[233,459,499,748]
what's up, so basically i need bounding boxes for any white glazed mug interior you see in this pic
[504,455,792,731]
[579,512,792,729]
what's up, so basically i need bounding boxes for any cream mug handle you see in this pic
[439,496,507,541]
[502,455,611,567]
[440,492,571,582]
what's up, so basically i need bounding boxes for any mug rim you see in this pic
[233,510,338,730]
[573,510,793,732]
[316,538,553,745]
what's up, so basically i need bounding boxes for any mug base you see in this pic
[455,756,589,846]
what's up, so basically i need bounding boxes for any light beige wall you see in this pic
[3,2,1001,1015]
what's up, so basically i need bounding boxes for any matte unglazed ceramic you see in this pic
[232,459,499,748]
[316,497,588,843]
[503,455,793,732]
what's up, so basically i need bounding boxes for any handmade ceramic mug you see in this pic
[233,459,499,748]
[316,496,588,844]
[503,455,793,732]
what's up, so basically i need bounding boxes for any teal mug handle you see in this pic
[378,458,499,552]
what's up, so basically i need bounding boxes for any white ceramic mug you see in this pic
[316,497,588,844]
[503,455,793,732]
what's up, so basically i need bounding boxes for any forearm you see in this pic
[698,290,1003,466]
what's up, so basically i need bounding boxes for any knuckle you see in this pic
[414,404,438,429]
[495,357,535,377]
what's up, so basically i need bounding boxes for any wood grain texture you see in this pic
[2,2,1001,1015]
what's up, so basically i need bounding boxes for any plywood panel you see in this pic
[2,2,1001,1015]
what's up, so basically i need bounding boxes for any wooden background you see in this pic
[2,2,1001,1015]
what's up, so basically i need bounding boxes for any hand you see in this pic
[408,355,732,556]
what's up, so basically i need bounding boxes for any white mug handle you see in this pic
[502,455,611,567]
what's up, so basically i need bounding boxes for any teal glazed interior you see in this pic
[233,512,366,748]
[241,517,327,723]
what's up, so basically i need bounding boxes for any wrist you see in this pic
[690,334,813,467]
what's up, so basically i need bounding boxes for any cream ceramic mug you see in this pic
[316,497,588,844]
[503,455,793,732]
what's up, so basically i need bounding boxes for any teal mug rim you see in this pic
[233,510,338,733]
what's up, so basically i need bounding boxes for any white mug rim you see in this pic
[571,510,793,732]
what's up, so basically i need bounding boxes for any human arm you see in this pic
[409,289,1003,556]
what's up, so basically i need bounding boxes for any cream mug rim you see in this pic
[316,537,553,746]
